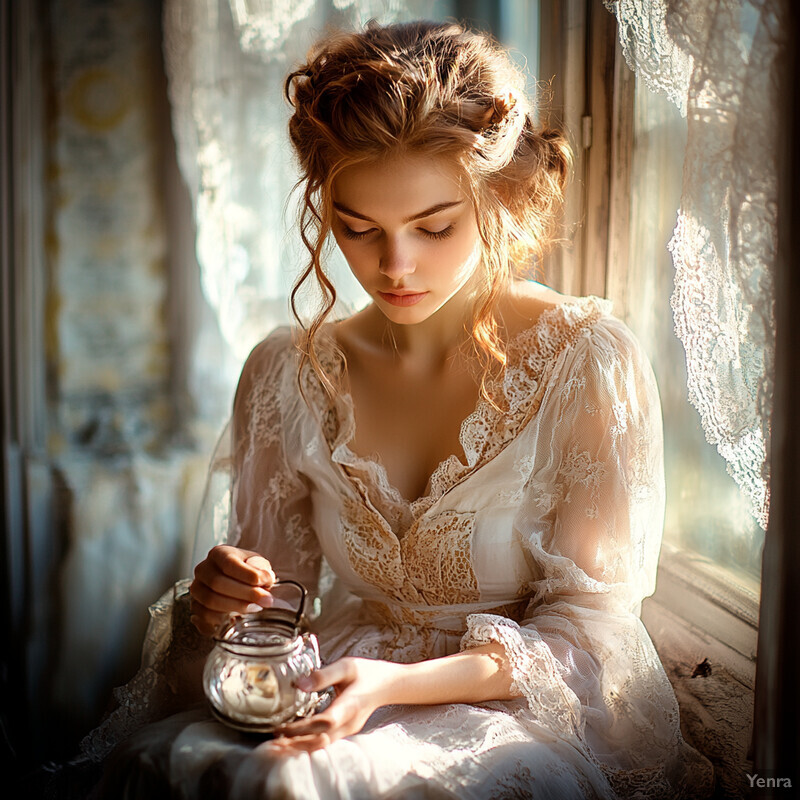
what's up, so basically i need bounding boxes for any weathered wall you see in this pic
[41,0,211,752]
[47,0,171,449]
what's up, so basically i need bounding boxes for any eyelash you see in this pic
[340,225,456,242]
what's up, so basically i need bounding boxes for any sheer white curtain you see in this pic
[605,0,781,529]
[162,0,439,423]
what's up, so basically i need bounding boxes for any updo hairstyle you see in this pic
[284,19,571,400]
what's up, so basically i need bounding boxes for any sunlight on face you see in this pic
[330,153,482,325]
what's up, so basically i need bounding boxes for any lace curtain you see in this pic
[162,0,436,422]
[605,0,781,529]
[163,0,779,529]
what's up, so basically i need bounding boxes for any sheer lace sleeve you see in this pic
[462,319,714,797]
[78,328,323,764]
[226,327,322,593]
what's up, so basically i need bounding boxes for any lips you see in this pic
[377,291,429,307]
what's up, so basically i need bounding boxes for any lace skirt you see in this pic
[79,583,713,800]
[92,700,615,800]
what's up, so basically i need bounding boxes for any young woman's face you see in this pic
[330,153,482,325]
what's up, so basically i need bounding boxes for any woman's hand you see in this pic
[189,544,276,636]
[268,657,404,753]
[263,644,516,754]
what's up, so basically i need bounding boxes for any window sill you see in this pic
[643,540,759,689]
[641,540,759,799]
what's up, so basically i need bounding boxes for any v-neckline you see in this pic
[315,295,608,516]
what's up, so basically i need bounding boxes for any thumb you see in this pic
[296,659,354,693]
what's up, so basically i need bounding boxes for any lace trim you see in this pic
[284,512,319,569]
[246,346,288,447]
[250,299,609,526]
[417,299,608,516]
[460,613,704,798]
[558,445,609,520]
[315,297,610,520]
[461,613,583,740]
[340,493,421,603]
[333,429,414,535]
[340,493,484,610]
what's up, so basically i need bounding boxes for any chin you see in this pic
[372,288,469,325]
[378,305,435,325]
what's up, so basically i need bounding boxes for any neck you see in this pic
[367,275,489,372]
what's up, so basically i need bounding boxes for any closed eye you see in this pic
[342,225,455,241]
[340,226,375,241]
[340,225,456,241]
[421,225,455,241]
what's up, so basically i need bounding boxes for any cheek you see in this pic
[448,230,482,279]
[332,235,367,272]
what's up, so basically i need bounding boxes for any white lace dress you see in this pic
[86,296,715,799]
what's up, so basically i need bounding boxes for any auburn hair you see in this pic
[284,19,571,402]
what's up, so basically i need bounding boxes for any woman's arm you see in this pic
[269,644,516,753]
[383,642,515,704]
[272,318,666,756]
[191,330,322,637]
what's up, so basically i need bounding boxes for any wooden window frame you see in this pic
[753,0,800,784]
[544,0,761,678]
[539,2,763,793]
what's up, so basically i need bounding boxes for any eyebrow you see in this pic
[332,200,465,224]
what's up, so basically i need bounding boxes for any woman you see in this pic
[90,19,714,799]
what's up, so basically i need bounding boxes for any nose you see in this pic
[379,235,416,282]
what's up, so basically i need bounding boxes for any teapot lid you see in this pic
[214,579,308,653]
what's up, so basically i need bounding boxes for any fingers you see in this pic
[270,731,332,754]
[189,545,276,637]
[188,598,228,637]
[207,545,276,587]
[295,660,355,694]
[190,574,271,610]
[244,554,274,577]
[270,688,365,752]
[276,715,334,738]
[272,661,361,746]
[272,705,350,753]
[262,658,383,753]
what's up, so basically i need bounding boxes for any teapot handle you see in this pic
[270,579,307,627]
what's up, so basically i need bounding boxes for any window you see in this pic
[535,2,764,595]
[564,2,767,793]
[442,12,761,730]
[3,0,782,787]
[624,76,763,584]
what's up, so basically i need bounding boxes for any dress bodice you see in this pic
[82,295,715,800]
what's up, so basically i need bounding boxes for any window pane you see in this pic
[497,0,540,84]
[453,0,540,83]
[623,75,764,584]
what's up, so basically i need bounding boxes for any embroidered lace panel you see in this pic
[318,297,608,525]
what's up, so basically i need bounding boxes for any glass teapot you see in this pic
[203,579,326,733]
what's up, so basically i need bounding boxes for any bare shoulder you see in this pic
[500,280,583,338]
